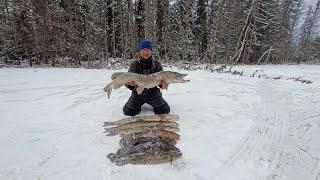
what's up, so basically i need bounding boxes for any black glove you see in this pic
[125,84,136,90]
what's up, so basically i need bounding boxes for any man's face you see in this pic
[139,48,152,60]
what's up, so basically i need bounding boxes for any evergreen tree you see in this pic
[156,0,170,59]
[144,0,157,41]
[136,0,145,41]
[194,0,207,60]
[277,0,304,62]
[248,0,281,64]
[299,0,320,62]
[206,0,229,63]
[122,0,135,59]
[0,0,319,66]
[177,0,196,61]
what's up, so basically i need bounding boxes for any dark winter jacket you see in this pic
[126,57,163,95]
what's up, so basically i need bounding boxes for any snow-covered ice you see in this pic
[0,65,319,180]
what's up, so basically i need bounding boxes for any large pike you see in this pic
[120,136,177,148]
[104,121,179,133]
[107,139,182,166]
[103,71,190,98]
[115,138,178,156]
[103,124,179,136]
[119,130,180,147]
[103,114,179,127]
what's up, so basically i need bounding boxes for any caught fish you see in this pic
[103,71,190,98]
[104,121,179,133]
[119,130,180,147]
[107,140,182,166]
[103,124,179,136]
[120,136,177,148]
[111,72,125,80]
[116,137,178,155]
[109,139,171,158]
[103,114,179,127]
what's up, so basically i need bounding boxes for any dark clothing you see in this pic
[123,92,170,116]
[125,57,163,94]
[123,57,170,116]
[128,57,163,74]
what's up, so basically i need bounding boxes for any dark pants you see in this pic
[123,92,170,116]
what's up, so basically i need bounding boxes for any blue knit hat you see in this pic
[139,40,152,50]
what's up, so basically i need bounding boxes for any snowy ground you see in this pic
[0,65,319,180]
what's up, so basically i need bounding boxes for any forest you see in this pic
[0,0,319,67]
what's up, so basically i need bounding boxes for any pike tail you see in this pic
[103,82,113,98]
[104,127,116,136]
[104,127,115,133]
[104,131,116,136]
[107,153,116,161]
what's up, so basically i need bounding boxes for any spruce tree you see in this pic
[136,0,145,41]
[194,0,207,60]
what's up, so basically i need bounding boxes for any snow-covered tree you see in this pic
[156,0,170,60]
[299,0,320,62]
[194,0,207,61]
[173,0,195,62]
[135,0,145,41]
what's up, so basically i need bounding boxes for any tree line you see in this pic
[0,0,319,67]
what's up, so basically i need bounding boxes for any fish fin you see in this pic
[103,128,116,136]
[136,86,144,95]
[113,83,123,89]
[164,84,169,90]
[104,132,116,136]
[104,127,112,132]
[161,81,169,90]
[107,153,116,161]
[116,161,126,166]
[103,83,113,98]
[103,122,114,127]
[104,127,116,134]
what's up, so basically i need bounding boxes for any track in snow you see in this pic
[215,81,286,179]
[215,81,320,180]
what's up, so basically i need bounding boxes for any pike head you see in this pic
[157,71,190,83]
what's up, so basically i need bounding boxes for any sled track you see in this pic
[268,87,320,180]
[215,82,287,179]
[215,81,320,180]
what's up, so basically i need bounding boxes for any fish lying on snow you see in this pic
[103,124,179,136]
[103,114,179,126]
[119,130,180,147]
[107,139,182,166]
[103,71,190,98]
[104,121,179,133]
[120,136,177,148]
[104,114,182,166]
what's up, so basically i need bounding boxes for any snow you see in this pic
[306,0,318,6]
[0,65,320,180]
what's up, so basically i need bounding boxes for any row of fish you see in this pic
[103,114,182,166]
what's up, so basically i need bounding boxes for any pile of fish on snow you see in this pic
[103,114,182,166]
